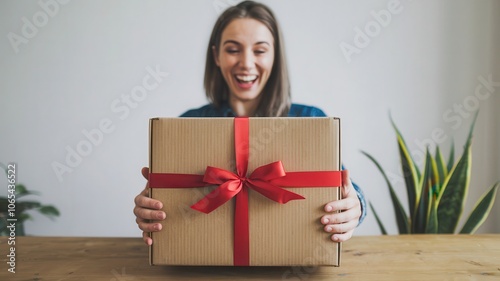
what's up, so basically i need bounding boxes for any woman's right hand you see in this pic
[133,167,166,245]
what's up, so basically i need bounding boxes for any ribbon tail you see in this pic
[149,173,207,188]
[234,117,249,177]
[233,186,249,266]
[191,181,242,214]
[246,180,304,204]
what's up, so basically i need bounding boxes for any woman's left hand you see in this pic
[321,170,361,242]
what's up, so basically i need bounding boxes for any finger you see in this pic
[142,167,150,180]
[136,218,163,232]
[342,169,351,195]
[134,193,163,210]
[321,206,360,225]
[323,218,358,234]
[138,186,149,197]
[143,232,153,246]
[323,194,359,214]
[331,229,354,242]
[133,205,166,220]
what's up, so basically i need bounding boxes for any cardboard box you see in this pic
[149,117,341,266]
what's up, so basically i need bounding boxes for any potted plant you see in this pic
[363,112,498,234]
[0,163,60,236]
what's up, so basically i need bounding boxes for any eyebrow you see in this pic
[222,40,271,46]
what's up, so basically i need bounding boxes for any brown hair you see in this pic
[204,1,291,117]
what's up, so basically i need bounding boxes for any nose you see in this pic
[239,49,254,70]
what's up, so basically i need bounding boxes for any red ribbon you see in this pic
[149,117,343,266]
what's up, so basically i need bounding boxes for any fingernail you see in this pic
[326,226,332,232]
[157,212,165,219]
[326,205,333,212]
[322,218,329,224]
[332,235,339,242]
[154,202,162,209]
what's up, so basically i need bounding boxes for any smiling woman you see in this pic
[212,18,275,116]
[204,2,285,117]
[133,0,367,247]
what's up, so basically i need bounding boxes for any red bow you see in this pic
[192,161,305,213]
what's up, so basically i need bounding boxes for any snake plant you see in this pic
[364,112,498,234]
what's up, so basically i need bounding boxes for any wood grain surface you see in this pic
[1,235,499,280]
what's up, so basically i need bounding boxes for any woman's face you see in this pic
[214,18,275,104]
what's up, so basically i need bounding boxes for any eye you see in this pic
[254,49,267,55]
[225,48,239,54]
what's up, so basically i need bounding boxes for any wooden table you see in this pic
[1,235,499,280]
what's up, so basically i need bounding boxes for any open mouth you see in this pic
[234,74,258,89]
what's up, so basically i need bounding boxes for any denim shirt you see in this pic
[180,103,367,225]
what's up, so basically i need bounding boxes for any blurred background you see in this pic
[0,0,498,237]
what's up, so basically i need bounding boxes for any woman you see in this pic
[134,0,366,246]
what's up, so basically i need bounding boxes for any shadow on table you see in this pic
[154,265,338,280]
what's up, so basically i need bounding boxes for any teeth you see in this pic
[236,75,257,82]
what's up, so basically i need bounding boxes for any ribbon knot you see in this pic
[191,161,305,214]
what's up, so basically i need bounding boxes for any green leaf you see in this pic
[435,146,447,188]
[460,182,499,234]
[15,184,41,198]
[369,202,388,235]
[38,205,60,218]
[413,149,432,233]
[436,156,470,233]
[362,151,410,234]
[17,213,32,223]
[390,115,420,221]
[464,111,479,148]
[446,139,455,173]
[0,218,6,235]
[15,201,42,213]
[426,194,439,233]
[429,150,440,196]
[425,151,440,234]
[15,184,28,194]
[437,112,477,233]
[0,198,9,213]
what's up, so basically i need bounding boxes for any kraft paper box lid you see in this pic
[149,117,341,266]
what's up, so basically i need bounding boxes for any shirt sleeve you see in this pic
[310,107,327,117]
[351,179,367,226]
[179,110,196,117]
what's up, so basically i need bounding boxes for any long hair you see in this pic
[204,1,291,117]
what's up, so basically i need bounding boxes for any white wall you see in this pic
[0,0,498,237]
[493,0,500,233]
